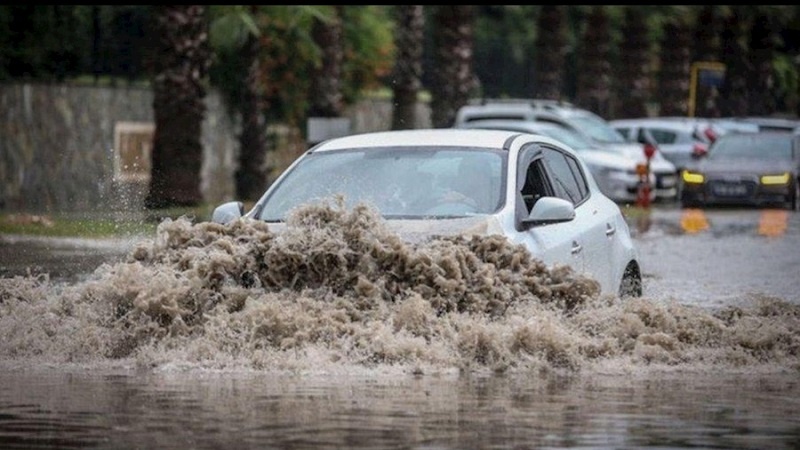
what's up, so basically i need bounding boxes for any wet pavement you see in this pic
[0,234,138,283]
[631,204,799,307]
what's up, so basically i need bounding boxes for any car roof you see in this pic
[459,118,566,133]
[455,99,601,125]
[735,116,800,130]
[717,130,799,140]
[310,128,524,152]
[610,118,703,130]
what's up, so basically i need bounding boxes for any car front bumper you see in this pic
[681,177,792,207]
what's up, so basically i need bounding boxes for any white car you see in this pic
[457,119,665,205]
[454,100,678,201]
[610,117,714,172]
[212,129,643,298]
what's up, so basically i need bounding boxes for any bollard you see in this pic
[635,142,657,208]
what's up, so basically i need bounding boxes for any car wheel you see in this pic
[791,180,800,211]
[619,262,642,298]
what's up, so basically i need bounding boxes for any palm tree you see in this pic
[429,5,477,128]
[693,5,723,117]
[210,5,270,202]
[615,6,651,118]
[145,5,211,209]
[532,5,567,100]
[575,6,612,117]
[657,17,692,116]
[390,5,425,130]
[308,5,344,118]
[747,12,779,116]
[718,8,750,117]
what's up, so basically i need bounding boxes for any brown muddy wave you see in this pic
[1,202,798,376]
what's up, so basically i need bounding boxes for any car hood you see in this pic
[696,158,795,175]
[263,216,505,244]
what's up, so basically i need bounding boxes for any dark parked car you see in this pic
[680,132,800,210]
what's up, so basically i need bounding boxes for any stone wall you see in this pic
[0,82,430,214]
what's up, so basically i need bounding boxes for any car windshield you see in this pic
[257,146,507,221]
[708,134,794,160]
[569,115,627,144]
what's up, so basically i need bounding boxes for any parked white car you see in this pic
[610,117,714,172]
[212,129,643,298]
[454,100,677,201]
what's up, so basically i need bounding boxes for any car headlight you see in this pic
[760,172,790,185]
[681,169,704,184]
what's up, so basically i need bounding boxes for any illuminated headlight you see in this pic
[760,172,790,185]
[681,170,705,184]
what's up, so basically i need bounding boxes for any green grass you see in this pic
[0,205,217,239]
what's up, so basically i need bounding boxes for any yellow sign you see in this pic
[688,61,726,118]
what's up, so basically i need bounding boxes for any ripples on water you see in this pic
[1,201,798,375]
[0,369,798,450]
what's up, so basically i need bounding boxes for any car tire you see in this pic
[790,180,800,211]
[619,262,642,298]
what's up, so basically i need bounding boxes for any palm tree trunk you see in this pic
[145,5,211,209]
[616,6,652,118]
[747,13,778,116]
[718,9,750,117]
[430,5,477,128]
[391,5,425,130]
[308,5,344,117]
[576,6,612,117]
[533,5,567,100]
[693,5,722,117]
[657,19,691,116]
[235,12,270,202]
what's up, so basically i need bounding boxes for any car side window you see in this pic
[541,147,586,205]
[649,128,678,144]
[564,154,589,199]
[520,158,550,214]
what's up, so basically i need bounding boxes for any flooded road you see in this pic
[633,205,799,308]
[1,204,799,449]
[3,205,796,308]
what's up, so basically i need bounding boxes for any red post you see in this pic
[636,143,657,208]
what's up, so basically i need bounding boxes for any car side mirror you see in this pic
[520,196,575,228]
[211,201,244,224]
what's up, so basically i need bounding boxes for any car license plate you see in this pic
[713,184,747,196]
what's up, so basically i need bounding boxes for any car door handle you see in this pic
[571,240,582,254]
[606,223,616,236]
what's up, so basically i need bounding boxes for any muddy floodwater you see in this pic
[1,203,799,449]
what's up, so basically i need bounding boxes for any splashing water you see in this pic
[1,202,798,376]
